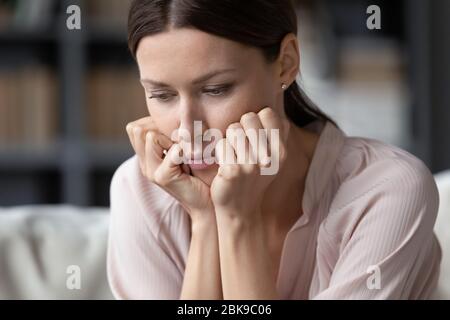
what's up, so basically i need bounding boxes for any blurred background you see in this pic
[0,0,448,207]
[0,0,449,299]
[0,0,142,207]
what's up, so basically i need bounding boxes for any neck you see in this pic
[261,122,319,233]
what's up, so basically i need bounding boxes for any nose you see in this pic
[176,98,207,160]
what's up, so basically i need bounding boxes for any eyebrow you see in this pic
[140,68,237,87]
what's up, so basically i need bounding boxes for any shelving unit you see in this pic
[0,0,141,207]
[299,0,449,173]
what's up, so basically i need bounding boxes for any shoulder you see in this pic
[338,136,433,183]
[335,136,438,204]
[110,155,182,236]
[325,136,439,233]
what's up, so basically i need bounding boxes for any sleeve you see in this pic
[106,161,183,299]
[311,158,442,300]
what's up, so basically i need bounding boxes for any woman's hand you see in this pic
[209,107,290,299]
[210,107,290,221]
[126,116,214,221]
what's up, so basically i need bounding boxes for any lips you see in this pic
[188,162,213,170]
[185,157,216,170]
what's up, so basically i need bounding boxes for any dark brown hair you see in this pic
[127,0,336,128]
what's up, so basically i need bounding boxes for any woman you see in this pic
[107,0,441,299]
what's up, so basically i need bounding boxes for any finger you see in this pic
[136,126,168,170]
[258,107,288,164]
[153,143,185,185]
[215,138,236,166]
[126,116,158,154]
[126,122,137,152]
[215,138,238,178]
[130,116,157,130]
[225,122,253,165]
[240,112,269,166]
[133,126,146,169]
[258,107,289,141]
[145,131,174,172]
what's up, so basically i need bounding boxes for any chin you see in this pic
[191,164,218,186]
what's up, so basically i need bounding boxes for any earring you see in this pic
[281,83,288,90]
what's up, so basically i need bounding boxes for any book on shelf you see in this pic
[0,65,58,148]
[87,66,147,142]
[86,0,133,28]
[0,0,56,31]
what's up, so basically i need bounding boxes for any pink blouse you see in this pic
[107,120,442,299]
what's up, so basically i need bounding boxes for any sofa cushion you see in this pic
[0,205,113,299]
[432,171,450,299]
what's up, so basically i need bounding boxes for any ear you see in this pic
[276,33,300,89]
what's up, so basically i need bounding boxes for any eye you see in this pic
[203,84,233,96]
[148,93,176,102]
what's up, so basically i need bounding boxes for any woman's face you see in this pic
[136,28,285,185]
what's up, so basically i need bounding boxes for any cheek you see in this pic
[205,83,277,131]
[146,106,179,138]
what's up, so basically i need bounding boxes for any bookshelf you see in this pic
[0,0,144,207]
[0,0,448,207]
[296,0,450,173]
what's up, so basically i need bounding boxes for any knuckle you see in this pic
[258,107,276,121]
[244,164,259,175]
[227,122,241,133]
[133,125,142,136]
[218,164,235,179]
[145,131,157,145]
[240,111,257,124]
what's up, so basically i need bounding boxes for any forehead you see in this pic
[136,28,262,78]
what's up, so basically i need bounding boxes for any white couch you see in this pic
[0,172,449,300]
[431,171,450,299]
[0,206,113,299]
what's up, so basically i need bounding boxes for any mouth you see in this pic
[185,156,216,171]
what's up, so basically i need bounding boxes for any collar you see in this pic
[293,120,346,229]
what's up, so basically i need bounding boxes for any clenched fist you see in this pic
[126,116,214,220]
